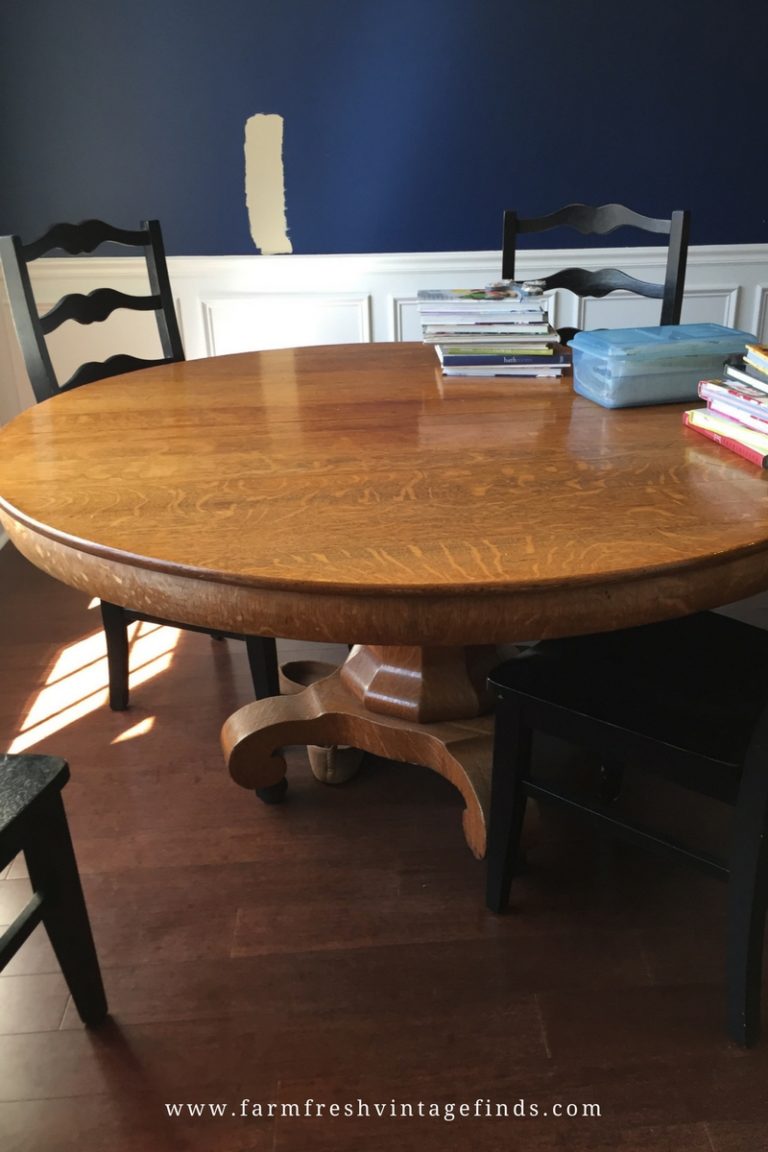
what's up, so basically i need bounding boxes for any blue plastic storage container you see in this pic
[571,323,756,409]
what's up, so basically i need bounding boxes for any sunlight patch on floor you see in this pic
[8,622,180,753]
[111,716,156,743]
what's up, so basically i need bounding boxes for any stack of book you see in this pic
[417,285,567,378]
[683,342,768,468]
[722,342,768,390]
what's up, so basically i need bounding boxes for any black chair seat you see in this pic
[486,609,768,1046]
[0,753,67,829]
[0,754,107,1027]
[497,612,768,783]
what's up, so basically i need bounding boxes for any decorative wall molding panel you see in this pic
[202,293,372,356]
[1,245,767,421]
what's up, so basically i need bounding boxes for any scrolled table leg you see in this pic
[279,659,364,785]
[220,664,493,857]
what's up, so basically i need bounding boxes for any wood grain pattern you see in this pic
[5,342,768,857]
[339,644,498,722]
[2,343,768,645]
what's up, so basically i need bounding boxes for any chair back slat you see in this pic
[62,354,177,392]
[40,289,163,334]
[545,266,665,301]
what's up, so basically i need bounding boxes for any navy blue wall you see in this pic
[1,0,766,254]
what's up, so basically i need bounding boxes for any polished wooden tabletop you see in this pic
[2,341,768,646]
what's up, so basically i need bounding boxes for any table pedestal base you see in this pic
[221,645,500,858]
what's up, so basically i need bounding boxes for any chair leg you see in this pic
[99,601,130,711]
[726,749,768,1046]
[245,636,280,699]
[486,698,532,913]
[23,792,108,1027]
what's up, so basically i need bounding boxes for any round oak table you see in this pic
[3,342,768,857]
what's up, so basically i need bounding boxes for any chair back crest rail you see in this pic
[501,202,690,327]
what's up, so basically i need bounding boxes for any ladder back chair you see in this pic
[0,219,279,709]
[0,754,107,1026]
[501,203,690,341]
[486,610,768,1047]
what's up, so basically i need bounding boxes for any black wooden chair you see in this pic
[0,219,279,709]
[486,610,768,1046]
[501,203,690,341]
[0,753,107,1026]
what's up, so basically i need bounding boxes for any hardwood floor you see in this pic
[2,541,768,1151]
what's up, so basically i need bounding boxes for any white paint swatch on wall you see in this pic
[244,113,292,254]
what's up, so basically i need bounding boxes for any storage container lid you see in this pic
[570,323,755,360]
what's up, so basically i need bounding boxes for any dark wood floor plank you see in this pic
[536,984,736,1062]
[0,1018,281,1102]
[0,1095,275,1152]
[0,973,69,1035]
[55,933,648,1031]
[0,878,33,923]
[271,1068,715,1150]
[707,1120,768,1150]
[0,923,58,976]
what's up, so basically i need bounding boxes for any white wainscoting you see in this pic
[1,245,767,423]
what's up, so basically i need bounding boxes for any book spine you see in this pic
[698,380,768,411]
[683,411,768,468]
[708,398,768,434]
[423,328,552,335]
[737,358,768,380]
[440,354,565,366]
[745,344,768,371]
[442,367,564,377]
[744,362,768,385]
